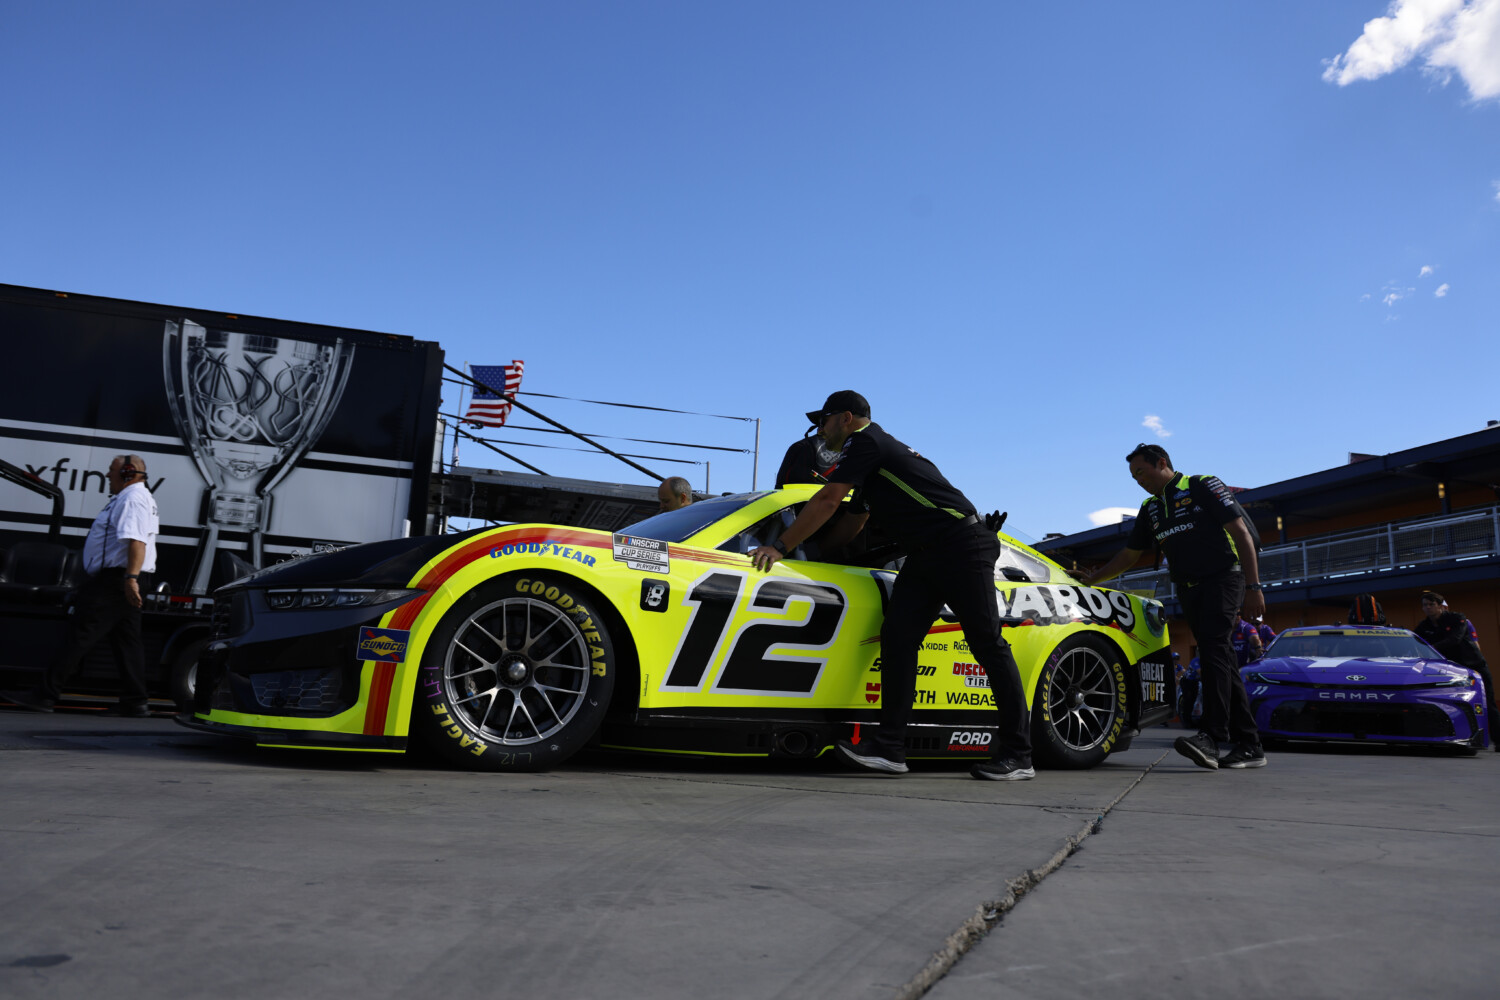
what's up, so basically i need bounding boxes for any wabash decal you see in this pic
[997,585,1137,630]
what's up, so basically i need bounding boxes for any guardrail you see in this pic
[1110,504,1500,602]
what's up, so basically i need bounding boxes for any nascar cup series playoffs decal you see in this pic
[613,533,670,574]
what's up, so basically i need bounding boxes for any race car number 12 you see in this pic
[662,571,846,694]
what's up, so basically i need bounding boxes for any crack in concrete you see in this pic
[893,750,1169,1000]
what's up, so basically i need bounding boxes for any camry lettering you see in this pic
[1318,691,1397,701]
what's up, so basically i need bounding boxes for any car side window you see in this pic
[717,504,820,561]
[995,541,1050,583]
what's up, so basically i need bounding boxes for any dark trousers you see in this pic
[1178,569,1258,746]
[877,526,1031,761]
[44,569,148,706]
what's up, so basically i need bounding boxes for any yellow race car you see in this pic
[181,486,1172,770]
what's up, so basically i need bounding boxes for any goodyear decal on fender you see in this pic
[612,533,670,574]
[356,627,411,662]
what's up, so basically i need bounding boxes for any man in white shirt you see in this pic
[4,455,159,716]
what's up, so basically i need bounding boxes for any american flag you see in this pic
[464,362,525,427]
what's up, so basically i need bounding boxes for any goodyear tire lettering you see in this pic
[1030,634,1129,770]
[412,572,616,772]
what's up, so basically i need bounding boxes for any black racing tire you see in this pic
[1031,634,1130,769]
[169,635,211,712]
[1261,736,1289,752]
[411,572,617,772]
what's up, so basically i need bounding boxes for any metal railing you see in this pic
[1110,504,1500,602]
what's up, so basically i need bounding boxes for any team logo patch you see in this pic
[356,627,411,662]
[641,580,670,612]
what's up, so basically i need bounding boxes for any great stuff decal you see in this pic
[997,585,1137,630]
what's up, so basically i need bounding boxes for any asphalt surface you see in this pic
[1,706,1496,1000]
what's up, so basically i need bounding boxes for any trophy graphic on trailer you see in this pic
[164,319,355,594]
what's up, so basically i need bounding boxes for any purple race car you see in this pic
[1242,625,1490,755]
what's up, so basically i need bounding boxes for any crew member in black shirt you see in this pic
[1414,591,1498,751]
[750,391,1033,781]
[1079,444,1267,770]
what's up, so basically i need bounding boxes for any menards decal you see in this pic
[996,585,1137,630]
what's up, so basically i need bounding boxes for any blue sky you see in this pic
[4,1,1497,541]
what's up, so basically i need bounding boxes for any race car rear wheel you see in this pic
[412,572,616,771]
[1031,634,1129,769]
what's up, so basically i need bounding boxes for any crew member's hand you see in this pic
[1242,589,1265,619]
[1073,569,1094,586]
[124,577,142,609]
[749,546,782,573]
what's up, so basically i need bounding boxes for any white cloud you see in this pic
[1323,0,1500,102]
[1088,507,1138,527]
[1361,292,1373,301]
[1383,291,1404,305]
[1494,179,1500,201]
[1142,415,1171,438]
[1420,264,1434,276]
[1436,282,1451,296]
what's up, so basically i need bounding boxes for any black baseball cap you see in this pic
[805,390,870,426]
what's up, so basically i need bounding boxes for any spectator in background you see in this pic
[1414,591,1498,752]
[1256,617,1276,648]
[3,455,159,716]
[656,476,693,512]
[1233,612,1264,666]
[1176,649,1202,729]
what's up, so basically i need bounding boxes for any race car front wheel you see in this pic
[412,572,617,771]
[1031,634,1129,769]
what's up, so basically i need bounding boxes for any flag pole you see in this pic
[752,418,760,490]
[451,362,468,469]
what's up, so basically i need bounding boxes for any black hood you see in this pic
[219,528,490,592]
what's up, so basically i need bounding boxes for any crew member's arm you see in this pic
[1226,517,1263,618]
[1076,546,1144,587]
[751,482,852,572]
[817,511,869,551]
[124,539,146,609]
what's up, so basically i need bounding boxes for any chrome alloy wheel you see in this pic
[443,597,592,746]
[1046,646,1118,751]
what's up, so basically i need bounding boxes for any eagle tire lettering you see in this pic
[1030,634,1130,770]
[410,573,616,772]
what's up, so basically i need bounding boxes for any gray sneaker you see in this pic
[835,739,908,774]
[1219,743,1267,768]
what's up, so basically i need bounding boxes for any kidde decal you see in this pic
[996,585,1136,630]
[947,730,992,752]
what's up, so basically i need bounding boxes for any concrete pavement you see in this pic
[0,709,1494,999]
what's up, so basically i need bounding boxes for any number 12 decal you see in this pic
[661,571,848,695]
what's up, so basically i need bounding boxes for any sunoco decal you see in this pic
[356,627,410,662]
[613,533,670,574]
[997,585,1136,630]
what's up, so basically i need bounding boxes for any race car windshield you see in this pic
[622,493,771,543]
[1267,631,1438,660]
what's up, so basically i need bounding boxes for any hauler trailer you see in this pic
[0,283,444,709]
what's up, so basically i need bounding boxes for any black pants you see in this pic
[876,526,1031,761]
[1178,569,1258,746]
[44,569,148,707]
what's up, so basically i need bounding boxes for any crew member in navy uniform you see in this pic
[3,455,160,716]
[749,391,1034,781]
[1079,444,1267,770]
[1414,590,1498,751]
